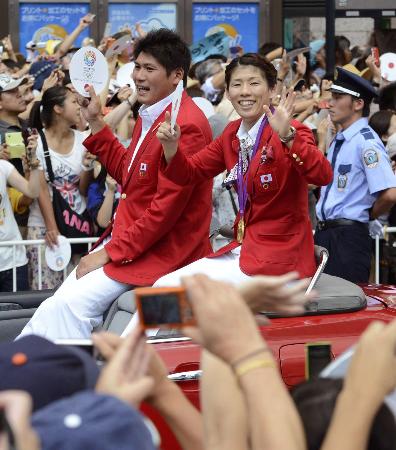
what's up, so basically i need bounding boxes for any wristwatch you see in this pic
[279,126,296,144]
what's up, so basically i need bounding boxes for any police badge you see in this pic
[337,173,347,191]
[337,164,351,191]
[363,149,379,168]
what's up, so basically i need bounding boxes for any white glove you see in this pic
[369,219,384,238]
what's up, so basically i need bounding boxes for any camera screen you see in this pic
[140,294,181,325]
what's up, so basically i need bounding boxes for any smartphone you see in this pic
[5,132,25,159]
[84,13,96,24]
[135,287,196,330]
[21,127,37,146]
[371,47,380,67]
[318,100,330,110]
[305,342,332,380]
[293,79,306,92]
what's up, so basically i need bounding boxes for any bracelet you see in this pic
[235,358,277,379]
[231,347,270,369]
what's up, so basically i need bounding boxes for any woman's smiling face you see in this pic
[226,65,274,125]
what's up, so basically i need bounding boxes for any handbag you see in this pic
[39,129,93,254]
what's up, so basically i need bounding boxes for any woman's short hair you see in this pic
[225,53,277,90]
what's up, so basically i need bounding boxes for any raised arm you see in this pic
[80,85,128,183]
[7,135,40,198]
[157,111,227,186]
[54,14,94,59]
[264,88,333,186]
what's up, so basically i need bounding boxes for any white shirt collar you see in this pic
[138,92,175,131]
[236,113,266,144]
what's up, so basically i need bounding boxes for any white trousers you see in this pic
[122,251,251,337]
[153,251,251,287]
[18,266,130,341]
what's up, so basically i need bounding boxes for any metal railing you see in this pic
[374,226,396,285]
[0,237,99,292]
[0,231,394,291]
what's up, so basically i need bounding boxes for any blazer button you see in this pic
[121,193,127,199]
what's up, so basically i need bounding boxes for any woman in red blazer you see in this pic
[156,53,333,282]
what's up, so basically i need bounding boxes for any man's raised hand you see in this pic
[156,111,181,163]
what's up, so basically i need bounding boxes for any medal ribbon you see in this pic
[236,111,272,220]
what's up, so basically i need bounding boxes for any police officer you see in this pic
[315,67,396,283]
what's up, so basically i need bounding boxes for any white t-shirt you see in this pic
[28,129,89,228]
[0,160,27,271]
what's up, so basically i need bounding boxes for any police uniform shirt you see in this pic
[316,117,396,223]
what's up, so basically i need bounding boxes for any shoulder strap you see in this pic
[38,129,54,182]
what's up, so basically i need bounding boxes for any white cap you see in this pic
[0,74,26,92]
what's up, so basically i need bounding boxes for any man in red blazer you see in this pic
[19,29,213,340]
[155,53,333,286]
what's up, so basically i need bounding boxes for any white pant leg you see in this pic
[122,253,251,337]
[18,267,130,341]
[153,252,251,287]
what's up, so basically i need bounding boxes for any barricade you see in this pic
[0,238,99,292]
[0,233,393,290]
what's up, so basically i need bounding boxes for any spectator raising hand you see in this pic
[321,320,396,450]
[181,274,306,450]
[93,331,204,450]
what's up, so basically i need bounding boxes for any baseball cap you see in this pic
[32,391,157,450]
[0,74,27,92]
[0,335,99,411]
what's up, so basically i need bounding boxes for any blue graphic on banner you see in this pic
[19,3,89,55]
[190,31,230,65]
[108,3,177,35]
[192,3,258,53]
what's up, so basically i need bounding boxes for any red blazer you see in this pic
[164,119,333,278]
[84,92,213,285]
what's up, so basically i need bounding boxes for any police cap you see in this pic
[331,66,378,101]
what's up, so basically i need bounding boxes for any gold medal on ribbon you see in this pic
[237,218,245,243]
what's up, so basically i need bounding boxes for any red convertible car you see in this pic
[1,255,395,449]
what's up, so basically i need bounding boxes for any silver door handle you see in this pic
[168,370,202,381]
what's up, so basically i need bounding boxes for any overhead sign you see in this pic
[19,3,89,55]
[108,3,177,35]
[192,2,259,54]
[336,0,396,8]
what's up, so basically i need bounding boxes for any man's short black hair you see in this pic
[133,29,191,85]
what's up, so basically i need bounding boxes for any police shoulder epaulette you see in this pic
[360,127,375,140]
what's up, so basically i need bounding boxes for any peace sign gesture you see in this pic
[263,87,296,139]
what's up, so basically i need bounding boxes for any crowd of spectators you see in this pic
[1,16,396,291]
[1,14,396,450]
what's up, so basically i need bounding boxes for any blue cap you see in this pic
[0,335,99,411]
[309,39,325,66]
[32,392,157,450]
[29,60,58,91]
[331,66,378,100]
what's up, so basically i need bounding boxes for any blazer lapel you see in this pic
[124,103,172,185]
[247,123,274,194]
